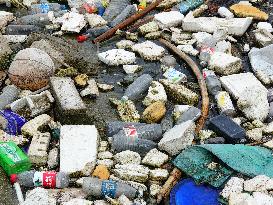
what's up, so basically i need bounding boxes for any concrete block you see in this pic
[158,120,195,156]
[60,125,99,175]
[21,114,52,137]
[50,77,87,115]
[182,12,252,36]
[28,132,51,166]
[209,52,242,75]
[154,11,184,29]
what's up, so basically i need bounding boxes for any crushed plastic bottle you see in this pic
[10,170,70,188]
[82,177,138,199]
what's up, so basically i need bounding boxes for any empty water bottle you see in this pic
[5,25,42,35]
[30,3,66,14]
[203,69,221,96]
[112,128,157,156]
[106,121,146,136]
[112,124,162,141]
[10,170,70,188]
[77,25,110,42]
[14,13,51,27]
[102,0,130,22]
[109,5,137,28]
[82,177,138,199]
[124,74,153,101]
[0,85,20,110]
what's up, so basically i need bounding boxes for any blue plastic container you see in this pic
[170,178,220,205]
[0,110,27,136]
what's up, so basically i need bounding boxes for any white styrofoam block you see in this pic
[60,125,99,174]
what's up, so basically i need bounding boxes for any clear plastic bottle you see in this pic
[0,85,20,110]
[106,121,146,136]
[30,3,66,14]
[109,5,137,28]
[10,170,70,188]
[124,74,153,101]
[102,0,130,22]
[82,177,138,199]
[5,25,42,35]
[14,13,51,27]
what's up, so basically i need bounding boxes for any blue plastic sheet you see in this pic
[0,110,27,135]
[170,178,220,205]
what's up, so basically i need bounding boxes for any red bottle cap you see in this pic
[77,35,88,43]
[10,174,18,185]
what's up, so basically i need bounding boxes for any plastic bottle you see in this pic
[102,0,130,22]
[10,170,70,188]
[14,13,51,27]
[112,124,162,141]
[106,121,146,136]
[77,25,110,42]
[82,177,138,199]
[203,69,221,96]
[109,5,137,28]
[5,25,42,35]
[0,142,31,176]
[0,85,20,110]
[124,74,153,101]
[112,132,157,156]
[30,3,66,14]
[179,0,204,14]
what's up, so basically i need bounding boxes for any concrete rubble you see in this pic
[0,0,273,204]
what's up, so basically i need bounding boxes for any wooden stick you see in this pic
[93,0,164,44]
[159,38,209,133]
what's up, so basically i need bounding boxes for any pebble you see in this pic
[138,21,159,35]
[123,65,141,74]
[221,177,244,199]
[85,13,107,28]
[98,151,113,160]
[230,4,268,20]
[80,79,99,98]
[92,165,110,180]
[47,147,59,169]
[114,150,141,165]
[97,83,114,91]
[142,101,166,123]
[142,148,169,168]
[116,40,135,50]
[143,81,167,107]
[113,164,150,183]
[218,7,234,19]
[177,44,199,56]
[257,22,273,33]
[246,128,263,141]
[149,169,169,181]
[150,184,161,197]
[97,159,114,169]
[74,74,88,87]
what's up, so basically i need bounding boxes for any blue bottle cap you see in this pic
[170,178,220,205]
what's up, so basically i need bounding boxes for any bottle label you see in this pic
[101,180,117,198]
[0,143,21,163]
[40,3,50,13]
[163,68,186,84]
[33,171,56,188]
[123,125,138,144]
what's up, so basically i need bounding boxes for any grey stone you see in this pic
[249,45,273,85]
[113,164,150,183]
[176,107,201,125]
[142,148,168,168]
[158,120,195,156]
[114,150,141,165]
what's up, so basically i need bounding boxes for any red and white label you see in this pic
[123,125,138,138]
[33,171,57,188]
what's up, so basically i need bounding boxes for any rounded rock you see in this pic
[142,101,166,123]
[8,48,55,91]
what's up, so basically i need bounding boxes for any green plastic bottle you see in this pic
[0,142,31,176]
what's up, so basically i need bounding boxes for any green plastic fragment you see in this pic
[173,146,233,187]
[173,144,273,187]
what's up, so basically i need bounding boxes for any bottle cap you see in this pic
[77,35,88,43]
[10,174,18,185]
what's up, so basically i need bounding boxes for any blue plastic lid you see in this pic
[170,178,220,205]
